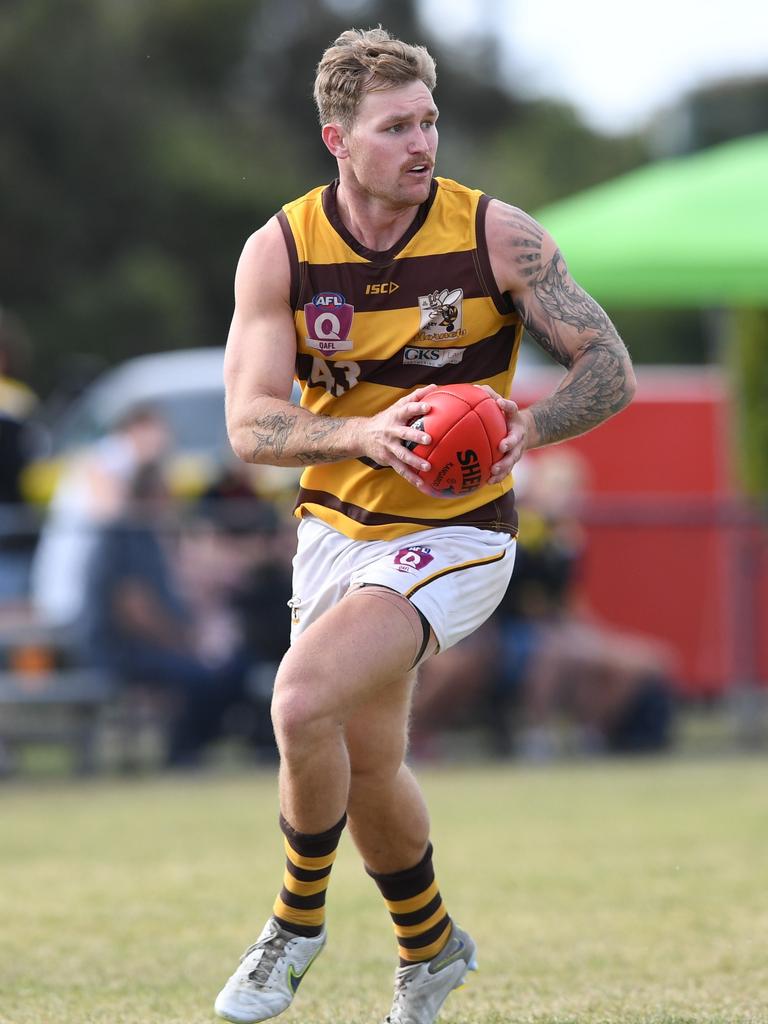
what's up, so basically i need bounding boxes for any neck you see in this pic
[335,180,423,252]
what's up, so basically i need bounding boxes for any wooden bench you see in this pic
[0,667,117,774]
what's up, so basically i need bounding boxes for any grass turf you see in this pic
[1,756,767,1024]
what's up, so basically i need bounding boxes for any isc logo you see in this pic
[365,282,400,294]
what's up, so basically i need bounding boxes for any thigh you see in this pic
[275,588,423,725]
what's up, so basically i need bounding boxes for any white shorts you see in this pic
[289,516,516,653]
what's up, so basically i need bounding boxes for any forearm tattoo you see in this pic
[530,339,632,446]
[293,416,350,465]
[249,410,348,465]
[506,220,634,445]
[250,412,294,460]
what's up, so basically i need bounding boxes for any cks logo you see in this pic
[403,346,464,368]
[394,545,434,573]
[305,292,354,355]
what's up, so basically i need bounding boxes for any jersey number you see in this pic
[309,358,361,397]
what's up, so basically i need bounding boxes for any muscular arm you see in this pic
[487,202,636,450]
[245,407,352,467]
[224,218,436,485]
[224,219,358,466]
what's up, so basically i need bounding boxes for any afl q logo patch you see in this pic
[305,292,354,355]
[394,546,435,574]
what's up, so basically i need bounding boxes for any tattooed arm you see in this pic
[223,218,437,487]
[485,201,636,463]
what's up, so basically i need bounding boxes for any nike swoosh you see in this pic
[429,940,466,974]
[287,955,318,994]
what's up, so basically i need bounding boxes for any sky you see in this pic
[418,0,768,134]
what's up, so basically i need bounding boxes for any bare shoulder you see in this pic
[234,216,292,310]
[224,214,298,402]
[485,198,558,296]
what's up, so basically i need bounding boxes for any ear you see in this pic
[322,122,350,160]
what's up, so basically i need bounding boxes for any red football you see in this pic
[407,384,508,497]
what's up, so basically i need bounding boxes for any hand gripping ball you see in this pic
[405,384,508,496]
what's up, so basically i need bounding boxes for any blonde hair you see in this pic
[314,27,437,128]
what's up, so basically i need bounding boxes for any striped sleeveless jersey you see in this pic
[276,176,523,542]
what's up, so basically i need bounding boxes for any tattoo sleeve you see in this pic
[248,407,351,465]
[293,415,351,465]
[509,227,635,446]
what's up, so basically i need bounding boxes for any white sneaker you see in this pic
[383,922,478,1024]
[214,917,326,1023]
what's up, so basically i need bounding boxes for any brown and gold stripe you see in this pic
[295,488,518,538]
[272,813,346,938]
[296,324,520,391]
[367,843,452,966]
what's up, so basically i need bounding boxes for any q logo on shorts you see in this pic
[393,546,435,574]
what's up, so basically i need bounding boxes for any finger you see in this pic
[401,400,432,423]
[499,427,525,454]
[401,423,432,447]
[488,451,521,484]
[496,398,519,421]
[398,447,432,472]
[389,437,431,472]
[409,383,439,401]
[413,479,450,499]
[392,458,427,488]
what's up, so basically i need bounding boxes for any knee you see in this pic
[271,665,331,750]
[271,688,312,747]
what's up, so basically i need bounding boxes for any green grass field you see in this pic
[2,756,767,1024]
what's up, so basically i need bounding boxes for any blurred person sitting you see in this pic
[181,466,298,756]
[30,404,170,627]
[79,462,248,767]
[492,449,676,757]
[0,308,39,603]
[412,449,676,758]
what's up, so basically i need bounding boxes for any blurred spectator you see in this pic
[493,449,677,757]
[412,449,676,758]
[30,404,170,626]
[230,510,295,667]
[199,459,279,527]
[0,309,39,602]
[79,462,248,767]
[181,468,296,755]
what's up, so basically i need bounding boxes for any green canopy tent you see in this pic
[534,132,768,307]
[534,132,768,497]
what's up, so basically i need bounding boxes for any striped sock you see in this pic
[272,813,346,937]
[367,843,452,966]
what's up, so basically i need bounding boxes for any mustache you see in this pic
[401,159,434,172]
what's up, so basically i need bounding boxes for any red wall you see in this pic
[512,366,761,695]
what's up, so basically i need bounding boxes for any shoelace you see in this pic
[243,932,288,986]
[385,969,414,1023]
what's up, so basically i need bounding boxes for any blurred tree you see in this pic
[0,0,666,398]
[729,309,768,497]
[652,75,768,156]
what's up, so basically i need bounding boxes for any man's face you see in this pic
[342,79,439,209]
